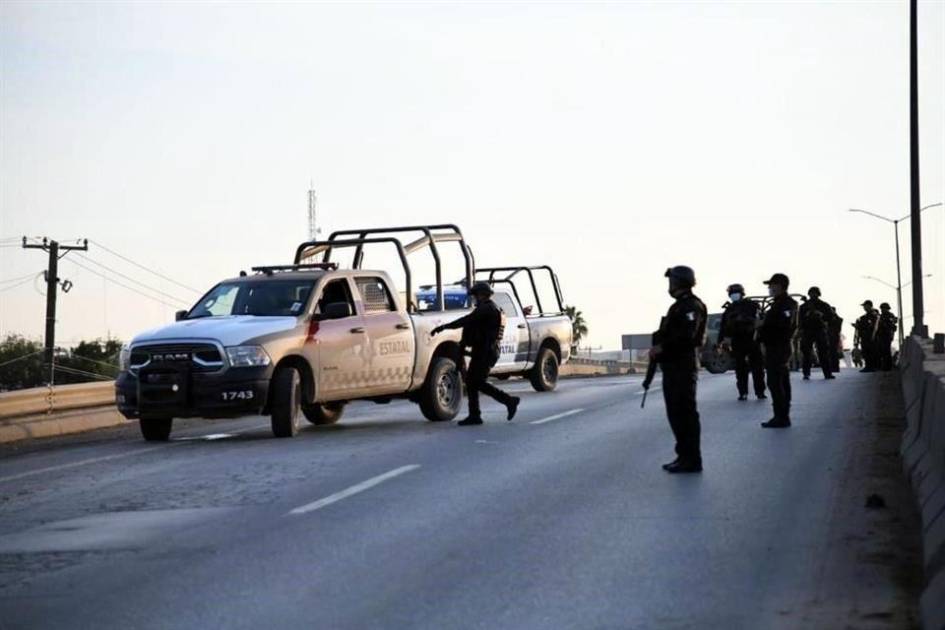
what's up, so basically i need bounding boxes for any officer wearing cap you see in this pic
[876,302,898,371]
[854,300,880,373]
[798,286,836,381]
[649,265,707,473]
[758,273,798,428]
[717,283,766,401]
[432,281,520,425]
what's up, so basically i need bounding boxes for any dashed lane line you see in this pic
[530,408,586,425]
[287,465,421,516]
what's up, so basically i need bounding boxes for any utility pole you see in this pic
[909,0,927,338]
[21,237,88,385]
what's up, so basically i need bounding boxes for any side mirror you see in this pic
[319,302,353,320]
[175,310,188,321]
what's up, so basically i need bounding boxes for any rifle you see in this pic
[641,323,663,408]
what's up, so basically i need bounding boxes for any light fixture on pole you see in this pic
[849,202,942,346]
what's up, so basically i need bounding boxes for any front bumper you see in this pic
[115,366,272,420]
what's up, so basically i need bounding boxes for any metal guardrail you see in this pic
[0,381,115,420]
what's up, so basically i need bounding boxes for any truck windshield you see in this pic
[188,280,315,318]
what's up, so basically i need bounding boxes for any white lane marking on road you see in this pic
[635,387,662,396]
[530,408,585,425]
[0,446,166,485]
[287,465,421,516]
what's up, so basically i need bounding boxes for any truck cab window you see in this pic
[356,277,396,314]
[316,279,355,317]
[493,292,519,317]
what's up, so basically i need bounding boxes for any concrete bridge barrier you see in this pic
[899,336,945,628]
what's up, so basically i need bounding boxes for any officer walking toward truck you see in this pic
[432,282,520,426]
[717,283,766,401]
[649,266,707,473]
[758,273,798,428]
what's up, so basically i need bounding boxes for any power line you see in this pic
[89,239,201,294]
[73,252,190,304]
[66,257,189,309]
[52,364,114,381]
[0,272,39,285]
[0,349,46,368]
[0,276,36,293]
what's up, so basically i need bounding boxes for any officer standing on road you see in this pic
[649,266,707,473]
[876,303,898,371]
[717,283,766,401]
[854,301,880,373]
[828,307,843,373]
[758,273,798,429]
[431,282,520,426]
[798,287,836,381]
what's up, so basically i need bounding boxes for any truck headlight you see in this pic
[225,346,272,367]
[118,345,131,371]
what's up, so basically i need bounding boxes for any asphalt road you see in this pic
[0,369,906,629]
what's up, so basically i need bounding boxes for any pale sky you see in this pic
[1,1,943,349]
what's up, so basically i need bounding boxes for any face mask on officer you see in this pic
[729,292,742,302]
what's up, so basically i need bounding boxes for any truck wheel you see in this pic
[270,366,302,437]
[703,348,731,374]
[139,417,172,441]
[419,356,462,422]
[529,347,559,392]
[303,402,345,425]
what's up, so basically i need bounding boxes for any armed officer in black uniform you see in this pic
[758,273,798,428]
[798,286,836,381]
[854,300,880,373]
[877,303,898,371]
[432,282,520,426]
[717,283,766,401]
[828,307,843,373]
[649,266,707,473]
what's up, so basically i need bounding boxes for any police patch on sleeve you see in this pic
[686,312,696,321]
[783,310,791,318]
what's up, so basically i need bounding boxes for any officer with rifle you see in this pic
[853,300,880,373]
[716,283,766,401]
[646,266,707,474]
[798,287,836,381]
[876,303,898,371]
[432,281,520,425]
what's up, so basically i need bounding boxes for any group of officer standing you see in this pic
[649,265,900,474]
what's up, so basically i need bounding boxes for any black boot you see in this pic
[506,397,520,421]
[457,416,484,426]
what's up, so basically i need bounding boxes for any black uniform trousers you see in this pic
[876,334,894,371]
[661,361,701,464]
[800,329,832,378]
[861,337,878,370]
[765,345,792,422]
[731,337,765,397]
[827,332,841,372]
[464,354,513,419]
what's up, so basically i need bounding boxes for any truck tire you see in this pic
[270,366,303,437]
[419,356,462,422]
[529,346,559,392]
[303,402,345,425]
[139,417,172,441]
[703,347,732,374]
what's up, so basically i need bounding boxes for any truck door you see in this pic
[353,275,415,395]
[310,278,366,400]
[493,291,529,372]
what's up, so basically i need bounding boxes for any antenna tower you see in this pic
[307,183,319,240]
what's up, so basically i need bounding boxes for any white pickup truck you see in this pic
[115,226,570,441]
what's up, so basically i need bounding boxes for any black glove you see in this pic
[431,325,444,336]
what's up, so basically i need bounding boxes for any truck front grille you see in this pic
[129,343,224,373]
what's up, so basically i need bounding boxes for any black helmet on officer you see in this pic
[468,281,494,303]
[808,286,821,298]
[665,266,695,297]
[726,283,745,301]
[880,302,891,311]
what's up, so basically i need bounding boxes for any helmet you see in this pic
[468,281,494,297]
[808,286,821,298]
[726,283,745,295]
[665,266,696,288]
[861,300,873,308]
[880,302,891,310]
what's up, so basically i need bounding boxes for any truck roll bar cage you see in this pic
[475,266,566,316]
[295,224,474,313]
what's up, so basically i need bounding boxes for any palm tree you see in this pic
[565,305,588,352]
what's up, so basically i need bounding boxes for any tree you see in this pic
[0,335,45,391]
[0,335,122,391]
[564,305,588,352]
